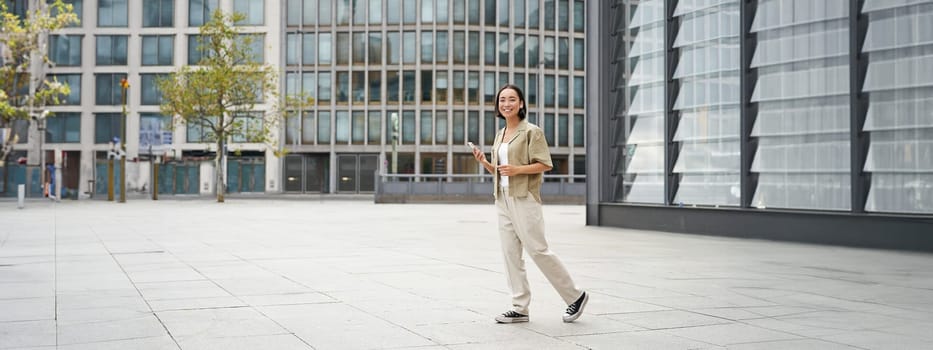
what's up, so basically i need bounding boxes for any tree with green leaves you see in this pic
[158,10,293,203]
[0,0,78,166]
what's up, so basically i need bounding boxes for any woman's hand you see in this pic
[472,147,487,163]
[496,164,522,176]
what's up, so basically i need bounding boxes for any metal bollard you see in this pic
[17,184,25,209]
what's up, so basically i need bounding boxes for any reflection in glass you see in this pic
[671,0,740,206]
[862,1,933,214]
[750,0,851,210]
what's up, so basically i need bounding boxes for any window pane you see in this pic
[387,71,400,103]
[95,73,126,105]
[436,31,448,63]
[336,0,350,24]
[515,0,525,27]
[468,71,480,104]
[484,33,495,65]
[453,111,465,144]
[484,0,495,25]
[140,74,166,105]
[559,37,569,69]
[436,71,448,104]
[301,111,315,144]
[574,76,584,108]
[437,0,448,23]
[499,33,509,66]
[420,111,432,144]
[234,0,264,25]
[301,33,316,65]
[468,111,479,145]
[98,0,128,27]
[421,32,433,63]
[318,72,332,104]
[369,0,378,24]
[403,70,416,103]
[319,0,332,25]
[337,32,350,65]
[336,72,350,103]
[319,33,332,65]
[544,0,555,30]
[421,70,433,102]
[369,33,382,65]
[189,0,218,26]
[368,111,381,143]
[143,0,173,27]
[573,114,583,147]
[421,0,433,24]
[558,0,569,31]
[558,76,568,107]
[436,111,448,143]
[453,0,465,24]
[468,31,480,64]
[574,0,584,32]
[352,111,365,144]
[483,112,495,145]
[514,34,525,66]
[468,0,480,24]
[336,111,350,143]
[484,72,495,103]
[50,35,82,66]
[404,0,416,24]
[50,74,81,105]
[402,111,416,144]
[352,71,365,103]
[352,33,366,64]
[368,71,381,102]
[403,31,417,64]
[387,0,400,24]
[318,111,331,143]
[558,114,568,146]
[387,32,401,65]
[528,0,539,28]
[96,35,127,65]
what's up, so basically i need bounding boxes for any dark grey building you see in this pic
[586,0,933,251]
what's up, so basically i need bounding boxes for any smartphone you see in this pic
[467,141,477,151]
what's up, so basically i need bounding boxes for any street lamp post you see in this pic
[119,78,129,203]
[32,110,49,198]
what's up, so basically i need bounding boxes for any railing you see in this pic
[375,173,586,204]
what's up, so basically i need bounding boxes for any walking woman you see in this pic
[471,84,588,323]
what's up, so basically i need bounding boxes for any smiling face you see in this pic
[497,87,525,120]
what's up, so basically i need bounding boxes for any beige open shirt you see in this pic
[491,119,553,203]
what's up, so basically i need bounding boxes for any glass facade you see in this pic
[862,0,933,214]
[606,0,933,215]
[284,0,587,188]
[13,0,583,197]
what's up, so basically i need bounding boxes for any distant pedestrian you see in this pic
[470,84,588,324]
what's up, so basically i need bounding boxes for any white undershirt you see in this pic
[497,142,509,188]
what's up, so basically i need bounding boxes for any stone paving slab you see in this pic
[1,199,933,349]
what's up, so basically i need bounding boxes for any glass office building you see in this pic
[2,0,586,197]
[587,0,933,250]
[281,0,586,193]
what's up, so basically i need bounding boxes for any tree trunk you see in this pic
[215,138,225,202]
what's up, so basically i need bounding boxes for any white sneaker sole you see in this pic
[562,292,589,323]
[495,316,529,323]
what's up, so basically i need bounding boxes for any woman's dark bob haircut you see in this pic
[495,84,527,120]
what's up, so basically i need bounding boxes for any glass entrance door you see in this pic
[283,154,330,193]
[336,153,378,193]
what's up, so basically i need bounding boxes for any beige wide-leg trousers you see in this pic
[497,187,582,315]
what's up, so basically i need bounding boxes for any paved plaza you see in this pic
[1,198,932,349]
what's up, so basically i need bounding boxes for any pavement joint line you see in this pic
[86,223,183,350]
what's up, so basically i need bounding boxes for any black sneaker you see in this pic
[495,310,529,323]
[562,291,589,323]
